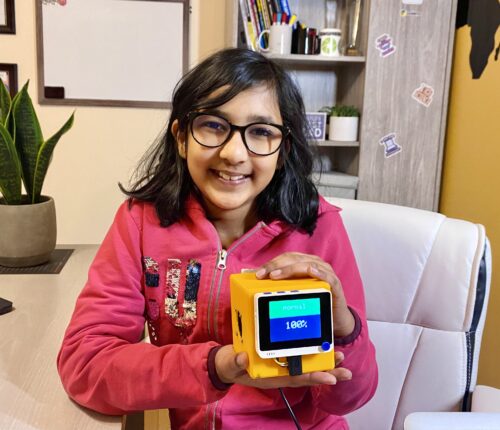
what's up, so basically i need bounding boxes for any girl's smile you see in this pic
[213,169,251,183]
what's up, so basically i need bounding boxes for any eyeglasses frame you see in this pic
[187,111,290,156]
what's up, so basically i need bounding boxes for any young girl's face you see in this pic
[175,85,283,222]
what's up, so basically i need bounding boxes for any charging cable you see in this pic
[278,355,303,430]
[279,388,302,430]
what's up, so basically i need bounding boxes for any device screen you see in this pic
[269,298,321,342]
[257,291,332,351]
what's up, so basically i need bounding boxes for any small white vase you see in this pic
[329,116,359,141]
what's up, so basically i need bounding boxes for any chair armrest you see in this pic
[472,385,500,412]
[404,412,500,430]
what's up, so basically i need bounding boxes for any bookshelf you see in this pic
[227,0,369,200]
[226,0,457,211]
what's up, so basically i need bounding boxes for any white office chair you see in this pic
[325,197,499,430]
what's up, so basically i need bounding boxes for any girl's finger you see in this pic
[330,367,352,381]
[256,253,324,278]
[335,351,345,366]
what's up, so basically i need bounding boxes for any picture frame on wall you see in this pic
[0,0,16,34]
[0,63,18,98]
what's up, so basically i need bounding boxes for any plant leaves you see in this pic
[0,78,11,126]
[0,123,22,204]
[12,81,44,202]
[32,112,75,203]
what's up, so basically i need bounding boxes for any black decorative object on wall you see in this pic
[456,0,500,79]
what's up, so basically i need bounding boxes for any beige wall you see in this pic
[0,0,227,244]
[440,27,500,388]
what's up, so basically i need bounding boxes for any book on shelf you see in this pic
[251,0,265,37]
[239,0,257,50]
[257,0,272,30]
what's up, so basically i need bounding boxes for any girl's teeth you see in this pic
[219,172,245,181]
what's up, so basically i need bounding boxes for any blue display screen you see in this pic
[269,298,321,342]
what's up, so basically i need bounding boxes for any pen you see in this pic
[288,14,297,26]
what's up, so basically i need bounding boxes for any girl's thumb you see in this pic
[235,352,247,369]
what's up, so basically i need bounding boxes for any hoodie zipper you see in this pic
[207,223,265,430]
[216,249,227,270]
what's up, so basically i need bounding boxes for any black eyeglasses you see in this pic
[187,112,289,156]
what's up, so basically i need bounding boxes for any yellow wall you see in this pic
[440,27,500,387]
[0,0,227,244]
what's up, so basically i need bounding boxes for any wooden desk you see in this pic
[0,245,123,430]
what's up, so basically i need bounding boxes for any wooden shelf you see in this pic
[265,53,366,65]
[313,140,360,147]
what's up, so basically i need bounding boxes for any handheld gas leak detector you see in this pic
[230,273,335,379]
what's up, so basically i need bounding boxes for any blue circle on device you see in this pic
[321,342,331,351]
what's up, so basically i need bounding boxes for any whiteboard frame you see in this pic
[36,0,189,109]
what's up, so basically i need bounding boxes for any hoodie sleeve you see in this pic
[57,202,227,415]
[311,208,378,415]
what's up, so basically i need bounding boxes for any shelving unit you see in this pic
[226,0,457,210]
[226,0,368,200]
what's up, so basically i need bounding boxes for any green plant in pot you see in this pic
[321,105,360,142]
[0,79,74,267]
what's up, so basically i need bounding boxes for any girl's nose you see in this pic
[219,130,249,164]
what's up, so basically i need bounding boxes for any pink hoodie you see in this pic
[57,196,377,429]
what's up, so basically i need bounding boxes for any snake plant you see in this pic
[0,79,74,205]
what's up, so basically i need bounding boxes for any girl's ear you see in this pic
[171,119,187,159]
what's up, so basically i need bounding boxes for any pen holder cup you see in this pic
[258,24,293,55]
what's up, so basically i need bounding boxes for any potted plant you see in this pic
[0,79,74,267]
[322,105,360,142]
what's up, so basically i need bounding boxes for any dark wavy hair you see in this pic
[120,48,319,234]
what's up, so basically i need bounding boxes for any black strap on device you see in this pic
[287,356,303,376]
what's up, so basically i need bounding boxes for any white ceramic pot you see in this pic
[329,116,359,141]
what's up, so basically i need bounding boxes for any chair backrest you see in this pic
[325,198,491,430]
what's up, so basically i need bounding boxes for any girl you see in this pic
[57,48,377,430]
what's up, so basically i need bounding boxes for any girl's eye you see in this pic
[202,121,226,131]
[248,125,279,138]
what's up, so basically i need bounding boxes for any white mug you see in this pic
[257,24,293,55]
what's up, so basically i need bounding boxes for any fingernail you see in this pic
[256,268,266,278]
[309,267,319,275]
[270,269,282,277]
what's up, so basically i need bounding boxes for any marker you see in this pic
[288,14,297,26]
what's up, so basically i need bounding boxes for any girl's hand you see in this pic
[256,252,355,338]
[215,345,352,388]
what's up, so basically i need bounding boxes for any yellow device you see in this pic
[230,273,335,379]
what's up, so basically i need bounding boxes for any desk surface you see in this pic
[0,245,123,430]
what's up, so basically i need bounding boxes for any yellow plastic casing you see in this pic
[230,272,335,379]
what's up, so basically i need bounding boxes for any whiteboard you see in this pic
[37,0,189,108]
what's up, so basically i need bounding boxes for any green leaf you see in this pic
[32,112,75,203]
[0,123,22,204]
[12,81,44,202]
[0,78,11,126]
